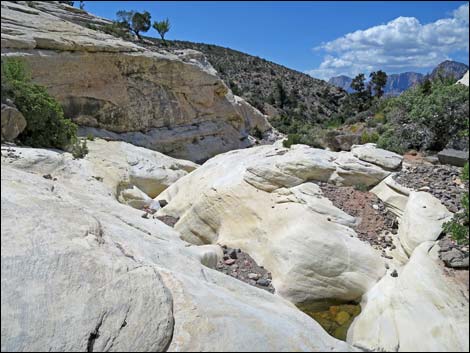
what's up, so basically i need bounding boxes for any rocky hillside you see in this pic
[1,1,276,163]
[134,39,348,124]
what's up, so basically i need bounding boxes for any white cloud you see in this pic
[307,3,469,80]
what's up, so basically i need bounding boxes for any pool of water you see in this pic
[297,301,361,341]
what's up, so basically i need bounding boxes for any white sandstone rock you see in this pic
[370,174,411,218]
[351,143,403,170]
[117,184,153,210]
[457,70,469,86]
[398,191,452,256]
[1,145,354,352]
[157,144,386,304]
[348,242,469,352]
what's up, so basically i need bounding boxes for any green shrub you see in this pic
[361,131,379,144]
[71,139,89,159]
[283,134,301,148]
[354,183,369,192]
[323,116,343,129]
[382,80,469,151]
[2,58,77,149]
[376,130,406,155]
[100,22,131,39]
[443,162,469,245]
[86,133,95,141]
[252,126,263,139]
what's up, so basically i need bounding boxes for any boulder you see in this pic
[348,242,469,352]
[157,144,386,305]
[437,149,469,167]
[85,139,198,199]
[1,144,354,352]
[1,1,274,162]
[398,192,452,256]
[440,248,469,269]
[457,70,469,87]
[351,143,403,170]
[370,175,410,218]
[1,103,27,141]
[117,184,153,210]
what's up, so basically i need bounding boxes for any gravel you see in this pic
[216,246,275,293]
[393,164,468,213]
[317,181,398,253]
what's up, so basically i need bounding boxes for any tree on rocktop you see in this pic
[350,73,366,93]
[369,70,388,98]
[153,18,171,41]
[116,10,151,40]
[420,78,432,95]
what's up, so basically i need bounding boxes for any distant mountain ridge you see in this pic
[328,60,468,95]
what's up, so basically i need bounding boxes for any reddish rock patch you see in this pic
[317,182,398,253]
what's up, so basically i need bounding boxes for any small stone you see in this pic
[228,248,238,259]
[247,273,260,280]
[158,199,168,208]
[390,269,398,277]
[256,278,270,287]
[43,174,53,180]
[372,204,379,210]
[224,259,236,266]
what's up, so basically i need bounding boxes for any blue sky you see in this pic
[80,1,469,79]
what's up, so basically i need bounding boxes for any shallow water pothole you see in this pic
[297,301,361,341]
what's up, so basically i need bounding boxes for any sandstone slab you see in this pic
[351,143,403,170]
[348,242,469,352]
[398,191,452,256]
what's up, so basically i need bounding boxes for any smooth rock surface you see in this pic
[348,242,469,352]
[86,139,198,199]
[370,174,410,218]
[1,144,353,352]
[157,144,386,304]
[398,191,452,256]
[351,143,403,170]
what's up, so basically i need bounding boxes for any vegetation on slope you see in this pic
[1,58,87,157]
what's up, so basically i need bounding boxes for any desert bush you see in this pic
[71,138,89,159]
[2,58,77,149]
[376,128,407,155]
[381,80,469,151]
[354,183,369,192]
[443,163,469,245]
[100,22,132,39]
[252,126,263,139]
[361,131,379,144]
[283,134,301,148]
